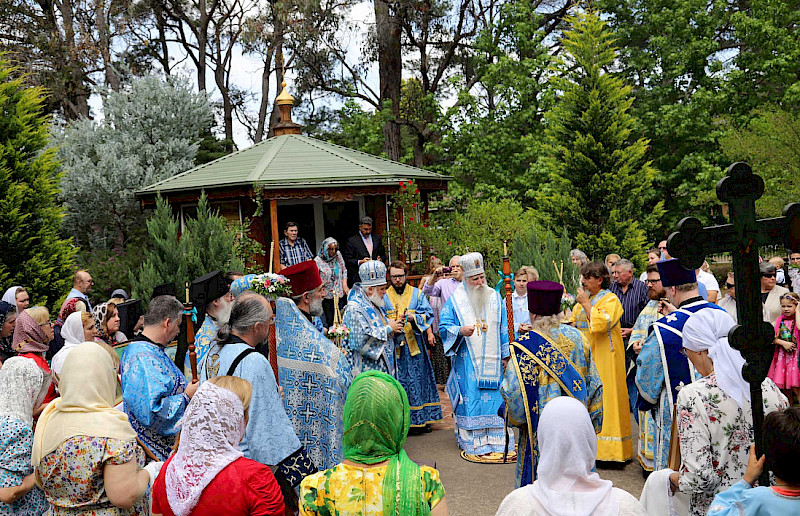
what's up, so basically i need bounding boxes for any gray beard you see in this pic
[466,283,491,316]
[212,298,233,325]
[367,290,385,308]
[309,296,324,317]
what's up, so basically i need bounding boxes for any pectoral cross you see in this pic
[667,162,800,484]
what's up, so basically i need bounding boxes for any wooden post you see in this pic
[503,240,515,343]
[269,198,280,272]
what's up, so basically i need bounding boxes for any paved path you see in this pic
[404,388,646,515]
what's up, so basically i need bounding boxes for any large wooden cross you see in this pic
[666,162,800,484]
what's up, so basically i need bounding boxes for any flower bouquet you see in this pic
[561,292,577,314]
[329,295,350,349]
[251,273,293,299]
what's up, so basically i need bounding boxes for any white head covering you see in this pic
[50,311,87,377]
[1,286,21,310]
[529,397,618,516]
[0,357,50,428]
[165,381,246,516]
[358,260,387,287]
[682,308,749,407]
[459,252,485,278]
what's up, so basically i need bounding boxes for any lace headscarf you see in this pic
[529,397,618,516]
[165,381,246,516]
[682,308,749,407]
[50,311,87,377]
[343,371,429,516]
[0,357,50,428]
[32,342,137,465]
[12,309,49,354]
[0,301,17,357]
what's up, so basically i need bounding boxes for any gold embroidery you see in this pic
[208,353,220,378]
[573,380,583,391]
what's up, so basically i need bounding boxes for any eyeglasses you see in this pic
[761,273,776,278]
[725,282,734,289]
[390,274,406,279]
[659,246,668,250]
[39,321,54,328]
[644,278,661,284]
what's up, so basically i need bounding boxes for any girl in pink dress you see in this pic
[768,292,800,404]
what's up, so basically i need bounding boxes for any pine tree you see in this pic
[534,11,664,266]
[0,59,75,309]
[512,226,580,294]
[183,192,245,278]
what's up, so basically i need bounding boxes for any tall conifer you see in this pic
[0,59,75,308]
[535,11,663,265]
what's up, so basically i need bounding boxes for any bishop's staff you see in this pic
[184,282,199,382]
[267,241,280,384]
[502,240,515,344]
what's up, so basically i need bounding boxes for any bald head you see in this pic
[73,270,93,294]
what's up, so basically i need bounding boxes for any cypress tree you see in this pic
[535,11,663,266]
[0,59,75,309]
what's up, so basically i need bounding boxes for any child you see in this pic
[767,292,800,404]
[510,266,539,337]
[707,407,800,514]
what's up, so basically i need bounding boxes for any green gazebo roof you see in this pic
[138,134,450,195]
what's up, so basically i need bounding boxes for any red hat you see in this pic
[281,260,323,297]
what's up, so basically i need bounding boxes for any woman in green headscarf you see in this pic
[299,371,448,516]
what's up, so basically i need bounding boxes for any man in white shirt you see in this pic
[695,267,720,303]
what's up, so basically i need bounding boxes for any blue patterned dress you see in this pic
[384,286,443,427]
[121,339,189,461]
[275,298,352,470]
[0,417,48,515]
[342,285,395,375]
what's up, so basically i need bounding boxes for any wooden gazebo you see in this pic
[137,84,451,270]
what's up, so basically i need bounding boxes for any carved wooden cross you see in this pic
[667,162,800,484]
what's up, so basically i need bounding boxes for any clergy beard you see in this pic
[212,297,234,325]
[466,282,492,316]
[392,283,406,295]
[367,289,385,308]
[308,296,324,317]
[648,287,666,301]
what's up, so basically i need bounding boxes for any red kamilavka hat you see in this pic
[281,260,323,297]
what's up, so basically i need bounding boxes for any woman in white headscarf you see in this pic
[1,287,28,312]
[50,311,98,378]
[668,308,789,516]
[496,396,645,515]
[0,357,51,515]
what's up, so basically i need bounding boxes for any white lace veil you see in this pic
[0,356,50,428]
[165,381,246,516]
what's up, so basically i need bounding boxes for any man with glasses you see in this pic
[629,265,666,472]
[658,240,671,260]
[64,269,93,311]
[385,260,442,433]
[718,271,737,322]
[423,254,464,306]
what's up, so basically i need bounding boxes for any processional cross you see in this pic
[666,162,800,485]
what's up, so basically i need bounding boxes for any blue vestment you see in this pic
[501,325,603,487]
[192,316,218,365]
[385,286,443,427]
[275,298,353,471]
[635,300,727,469]
[343,284,394,375]
[199,337,301,466]
[121,338,189,461]
[440,284,513,455]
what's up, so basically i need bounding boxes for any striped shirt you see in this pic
[610,278,649,328]
[279,237,314,267]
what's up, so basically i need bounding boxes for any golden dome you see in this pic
[276,81,294,105]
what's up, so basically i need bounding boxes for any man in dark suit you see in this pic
[344,216,387,286]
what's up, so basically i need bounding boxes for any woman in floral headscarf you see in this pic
[92,302,127,346]
[300,371,448,515]
[48,298,85,362]
[13,307,57,406]
[314,237,349,329]
[0,302,18,362]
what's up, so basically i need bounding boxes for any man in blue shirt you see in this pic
[279,221,314,268]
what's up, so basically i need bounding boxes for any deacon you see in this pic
[343,260,403,375]
[276,260,353,470]
[439,252,514,460]
[385,260,443,431]
[636,259,732,470]
[191,270,235,363]
[121,295,198,461]
[501,280,603,487]
[199,291,316,505]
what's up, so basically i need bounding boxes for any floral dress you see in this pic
[767,315,800,389]
[0,417,49,516]
[300,462,445,515]
[37,436,148,515]
[676,374,789,516]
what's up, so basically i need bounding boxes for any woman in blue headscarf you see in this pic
[314,237,349,329]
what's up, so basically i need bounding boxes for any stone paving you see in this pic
[404,387,646,515]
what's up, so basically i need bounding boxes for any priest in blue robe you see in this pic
[501,280,604,486]
[636,259,731,470]
[343,260,403,375]
[121,295,197,461]
[440,252,514,461]
[384,260,443,430]
[190,270,234,364]
[275,260,353,471]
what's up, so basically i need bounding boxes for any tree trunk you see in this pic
[253,47,274,142]
[267,44,285,138]
[58,0,90,118]
[95,0,120,91]
[374,0,402,161]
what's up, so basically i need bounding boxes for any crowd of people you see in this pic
[0,221,799,515]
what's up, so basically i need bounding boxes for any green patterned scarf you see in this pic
[342,371,430,516]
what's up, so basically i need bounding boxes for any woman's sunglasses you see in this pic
[761,273,776,278]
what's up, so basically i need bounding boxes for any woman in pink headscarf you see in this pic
[151,376,284,516]
[12,307,57,406]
